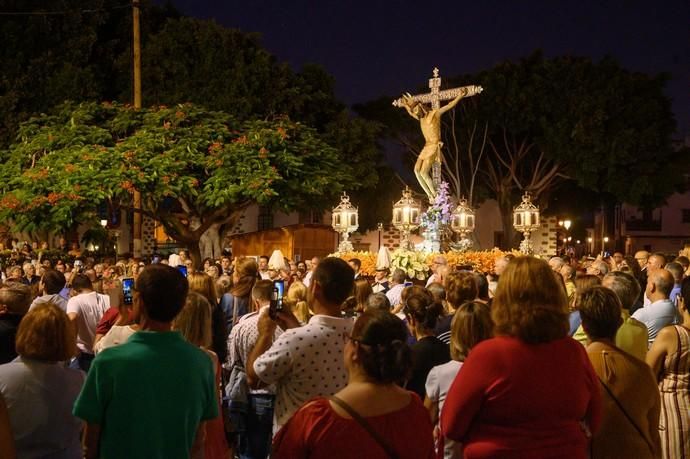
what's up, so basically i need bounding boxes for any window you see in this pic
[682,209,690,223]
[257,206,273,231]
[299,210,323,224]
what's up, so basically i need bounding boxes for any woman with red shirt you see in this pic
[440,256,602,459]
[272,309,435,459]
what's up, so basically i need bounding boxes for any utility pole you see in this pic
[132,1,143,258]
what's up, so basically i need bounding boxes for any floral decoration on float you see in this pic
[331,248,520,277]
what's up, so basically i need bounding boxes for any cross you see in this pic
[392,67,482,110]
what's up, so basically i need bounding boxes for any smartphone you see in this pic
[404,281,413,288]
[122,278,134,305]
[270,279,285,319]
[176,265,188,278]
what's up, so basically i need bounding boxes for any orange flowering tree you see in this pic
[0,102,351,264]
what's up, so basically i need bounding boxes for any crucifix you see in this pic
[393,68,483,201]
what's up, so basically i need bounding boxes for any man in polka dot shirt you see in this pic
[247,257,355,435]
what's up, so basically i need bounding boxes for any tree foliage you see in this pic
[0,102,352,259]
[1,4,389,234]
[0,0,178,146]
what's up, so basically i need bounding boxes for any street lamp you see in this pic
[392,187,421,250]
[557,219,572,255]
[513,192,540,255]
[331,192,359,253]
[450,197,475,247]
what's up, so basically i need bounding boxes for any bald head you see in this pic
[646,269,674,301]
[647,253,666,273]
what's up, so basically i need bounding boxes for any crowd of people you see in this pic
[0,242,689,458]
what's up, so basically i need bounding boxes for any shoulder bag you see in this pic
[598,377,656,456]
[329,395,399,459]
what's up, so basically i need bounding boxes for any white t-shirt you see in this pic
[0,358,85,458]
[631,298,677,344]
[253,314,353,433]
[94,325,137,354]
[426,360,463,459]
[66,291,110,354]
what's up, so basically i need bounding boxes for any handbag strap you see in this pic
[329,396,398,459]
[597,377,655,455]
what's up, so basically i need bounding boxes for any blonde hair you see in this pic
[188,271,217,306]
[231,257,258,298]
[173,292,212,348]
[15,303,77,361]
[353,278,373,313]
[492,256,569,344]
[450,301,493,361]
[284,281,310,324]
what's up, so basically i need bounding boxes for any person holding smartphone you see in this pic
[74,265,217,459]
[247,258,356,435]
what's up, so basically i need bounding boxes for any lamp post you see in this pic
[557,219,572,255]
[392,187,421,250]
[587,236,593,255]
[450,197,475,250]
[331,192,359,253]
[513,192,541,255]
[603,236,609,255]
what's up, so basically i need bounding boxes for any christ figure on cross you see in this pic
[394,69,482,200]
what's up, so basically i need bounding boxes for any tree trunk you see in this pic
[187,242,202,271]
[199,223,222,261]
[497,191,518,250]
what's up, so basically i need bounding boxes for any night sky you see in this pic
[164,0,690,137]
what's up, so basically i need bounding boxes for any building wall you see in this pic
[618,191,690,254]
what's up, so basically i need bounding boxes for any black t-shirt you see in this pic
[406,335,450,399]
[0,315,23,364]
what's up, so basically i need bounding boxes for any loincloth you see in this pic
[419,141,443,160]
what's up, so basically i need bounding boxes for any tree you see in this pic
[0,0,178,146]
[0,102,352,264]
[358,53,686,249]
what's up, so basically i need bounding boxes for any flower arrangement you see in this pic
[425,248,521,274]
[328,250,377,275]
[390,248,430,280]
[420,181,452,228]
[333,248,521,277]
